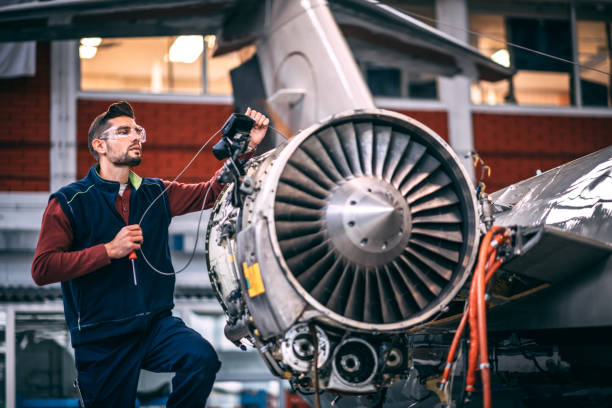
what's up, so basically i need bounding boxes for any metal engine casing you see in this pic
[206,109,479,393]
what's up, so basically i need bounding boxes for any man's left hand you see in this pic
[246,107,270,149]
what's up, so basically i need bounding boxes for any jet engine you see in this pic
[206,109,479,394]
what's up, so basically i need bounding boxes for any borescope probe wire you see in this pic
[135,128,221,276]
[135,124,288,276]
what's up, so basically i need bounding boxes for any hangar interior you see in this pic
[0,0,610,407]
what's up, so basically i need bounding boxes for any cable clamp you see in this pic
[479,363,490,369]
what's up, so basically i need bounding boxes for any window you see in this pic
[470,14,573,106]
[349,1,439,100]
[407,72,438,99]
[577,21,611,107]
[469,15,510,105]
[470,7,612,108]
[358,61,438,100]
[366,67,402,97]
[80,36,255,95]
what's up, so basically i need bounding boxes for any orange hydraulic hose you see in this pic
[485,231,509,283]
[440,308,469,387]
[479,232,508,405]
[465,261,481,393]
[467,228,504,398]
[485,257,502,284]
[442,251,502,388]
[442,227,507,405]
[476,227,505,408]
[477,256,492,408]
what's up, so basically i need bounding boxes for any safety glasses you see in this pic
[99,125,146,143]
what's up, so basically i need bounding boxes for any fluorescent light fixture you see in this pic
[79,45,97,59]
[81,37,102,47]
[169,35,204,63]
[491,49,510,68]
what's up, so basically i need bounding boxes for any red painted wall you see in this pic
[77,100,233,183]
[392,110,449,142]
[3,52,610,197]
[0,42,50,191]
[75,105,449,185]
[473,113,612,192]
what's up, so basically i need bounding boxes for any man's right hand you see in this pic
[104,225,143,259]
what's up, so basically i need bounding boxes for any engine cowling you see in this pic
[206,109,479,393]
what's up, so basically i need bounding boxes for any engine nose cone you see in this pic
[269,111,479,328]
[326,177,411,265]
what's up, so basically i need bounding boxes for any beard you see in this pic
[106,142,142,166]
[113,153,142,167]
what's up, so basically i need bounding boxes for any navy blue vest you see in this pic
[52,166,175,346]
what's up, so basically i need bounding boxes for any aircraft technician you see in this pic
[31,101,269,407]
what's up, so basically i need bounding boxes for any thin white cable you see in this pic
[138,128,222,227]
[137,128,221,276]
[139,181,212,276]
[402,9,612,77]
[137,125,288,276]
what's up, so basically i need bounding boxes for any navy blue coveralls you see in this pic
[52,166,221,407]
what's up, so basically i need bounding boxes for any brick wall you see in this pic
[0,42,50,191]
[4,62,609,196]
[76,106,448,184]
[77,100,234,183]
[473,113,612,192]
[392,110,449,142]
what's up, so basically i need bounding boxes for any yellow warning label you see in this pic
[242,262,265,298]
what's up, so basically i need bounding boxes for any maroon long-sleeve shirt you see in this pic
[32,172,225,286]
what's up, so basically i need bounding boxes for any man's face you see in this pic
[100,116,143,167]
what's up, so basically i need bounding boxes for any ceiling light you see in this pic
[491,49,510,68]
[80,37,102,47]
[169,35,204,63]
[79,45,97,59]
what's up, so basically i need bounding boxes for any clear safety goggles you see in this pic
[99,125,146,143]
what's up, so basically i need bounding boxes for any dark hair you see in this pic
[88,101,135,160]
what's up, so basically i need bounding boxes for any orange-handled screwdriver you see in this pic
[129,251,138,286]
